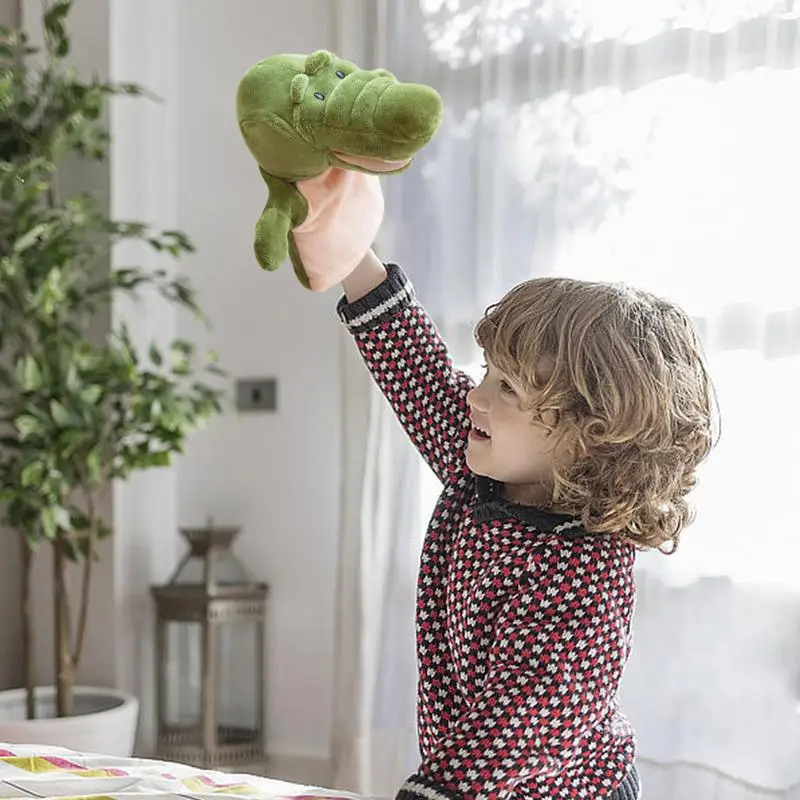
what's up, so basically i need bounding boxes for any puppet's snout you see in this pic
[373,83,443,143]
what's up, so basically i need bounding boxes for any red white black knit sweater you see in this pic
[337,263,639,800]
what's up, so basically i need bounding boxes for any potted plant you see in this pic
[0,0,224,755]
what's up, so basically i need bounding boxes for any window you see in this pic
[381,0,800,587]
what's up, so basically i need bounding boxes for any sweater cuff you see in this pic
[396,774,460,800]
[336,262,415,334]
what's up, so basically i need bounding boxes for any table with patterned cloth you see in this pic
[0,743,366,800]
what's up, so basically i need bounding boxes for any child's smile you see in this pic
[468,420,491,441]
[465,360,560,507]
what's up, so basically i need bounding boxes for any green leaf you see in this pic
[71,512,91,530]
[171,340,194,357]
[43,0,72,33]
[15,415,42,438]
[58,535,78,562]
[96,521,112,540]
[58,428,83,458]
[80,385,102,404]
[148,344,163,366]
[13,223,49,254]
[86,450,101,481]
[149,451,171,467]
[54,505,71,529]
[19,356,42,391]
[41,506,57,538]
[43,0,72,58]
[50,401,71,427]
[106,267,146,292]
[20,462,44,487]
[66,362,79,391]
[76,536,93,558]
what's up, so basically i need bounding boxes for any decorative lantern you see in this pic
[151,521,268,769]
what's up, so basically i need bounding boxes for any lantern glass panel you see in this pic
[164,621,203,732]
[172,550,250,586]
[215,620,261,743]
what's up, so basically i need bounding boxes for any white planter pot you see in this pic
[0,686,139,757]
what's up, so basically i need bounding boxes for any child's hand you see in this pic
[292,167,384,292]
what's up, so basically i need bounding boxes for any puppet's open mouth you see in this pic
[333,151,411,172]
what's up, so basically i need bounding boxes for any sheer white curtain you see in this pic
[330,5,423,791]
[332,335,422,798]
[372,1,800,798]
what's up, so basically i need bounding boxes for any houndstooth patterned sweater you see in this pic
[337,263,639,800]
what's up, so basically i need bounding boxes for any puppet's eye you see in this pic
[314,91,325,100]
[335,70,345,78]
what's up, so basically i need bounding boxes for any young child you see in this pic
[281,153,715,797]
[330,246,717,800]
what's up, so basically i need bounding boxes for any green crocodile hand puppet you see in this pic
[236,50,443,291]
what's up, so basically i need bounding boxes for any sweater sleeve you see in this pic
[337,262,473,484]
[396,544,634,800]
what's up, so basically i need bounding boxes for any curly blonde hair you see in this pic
[474,276,719,552]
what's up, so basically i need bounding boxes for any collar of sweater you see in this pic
[472,475,586,535]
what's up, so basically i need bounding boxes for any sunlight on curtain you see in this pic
[548,68,800,589]
[420,0,792,63]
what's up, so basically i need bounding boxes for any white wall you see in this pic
[173,1,341,762]
[109,0,182,758]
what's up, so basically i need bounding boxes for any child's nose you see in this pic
[467,384,488,412]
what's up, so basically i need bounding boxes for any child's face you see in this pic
[466,360,563,506]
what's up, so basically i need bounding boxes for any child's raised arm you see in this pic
[338,249,474,485]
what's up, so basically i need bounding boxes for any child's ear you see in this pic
[536,407,561,436]
[560,421,588,464]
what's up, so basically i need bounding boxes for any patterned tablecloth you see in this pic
[0,744,364,800]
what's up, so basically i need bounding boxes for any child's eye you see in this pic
[500,380,516,395]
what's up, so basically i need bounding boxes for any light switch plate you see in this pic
[236,378,277,412]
